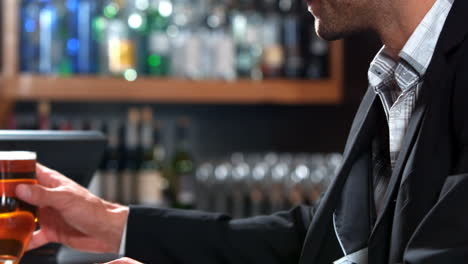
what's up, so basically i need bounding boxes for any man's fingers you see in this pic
[103,257,143,264]
[16,184,70,209]
[35,164,61,187]
[26,230,50,251]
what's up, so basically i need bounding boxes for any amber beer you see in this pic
[0,152,37,263]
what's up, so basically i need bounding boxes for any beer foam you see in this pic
[0,151,36,160]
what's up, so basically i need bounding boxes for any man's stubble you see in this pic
[312,0,382,41]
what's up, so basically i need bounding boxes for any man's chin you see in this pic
[315,22,351,41]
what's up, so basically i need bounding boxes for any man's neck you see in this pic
[375,0,437,60]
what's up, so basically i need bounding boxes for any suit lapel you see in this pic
[333,148,372,255]
[299,88,378,264]
[370,102,427,236]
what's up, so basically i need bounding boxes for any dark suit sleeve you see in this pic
[124,205,314,264]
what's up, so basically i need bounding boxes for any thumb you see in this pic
[16,184,69,209]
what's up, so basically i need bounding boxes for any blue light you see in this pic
[24,19,36,33]
[40,8,54,27]
[66,0,78,11]
[67,38,80,54]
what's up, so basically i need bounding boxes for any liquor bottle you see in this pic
[280,0,303,78]
[104,0,137,76]
[20,0,40,73]
[260,0,284,78]
[230,0,263,79]
[305,33,329,78]
[167,0,185,78]
[170,0,204,79]
[121,108,142,205]
[126,0,150,75]
[303,3,329,79]
[88,120,106,198]
[147,0,173,76]
[93,2,110,74]
[103,120,121,202]
[38,0,70,75]
[37,101,51,130]
[169,117,195,209]
[205,0,235,80]
[137,107,168,206]
[75,0,99,73]
[57,117,73,130]
[65,0,79,73]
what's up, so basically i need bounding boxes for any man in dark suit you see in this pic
[15,0,468,262]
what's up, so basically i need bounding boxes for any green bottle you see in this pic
[146,0,173,76]
[126,0,150,75]
[137,107,168,206]
[170,117,195,209]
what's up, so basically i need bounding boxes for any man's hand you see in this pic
[15,164,129,253]
[104,257,143,264]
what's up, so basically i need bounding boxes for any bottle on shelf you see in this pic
[17,0,331,81]
[64,0,79,73]
[103,119,122,203]
[37,100,51,130]
[204,0,235,80]
[93,2,109,74]
[20,0,40,73]
[103,0,137,77]
[121,108,142,205]
[280,0,303,78]
[57,117,73,130]
[302,3,329,79]
[75,0,100,73]
[230,0,263,79]
[38,0,70,75]
[137,107,168,206]
[169,117,196,209]
[88,119,106,198]
[170,0,206,79]
[126,0,150,75]
[260,0,284,78]
[146,0,173,76]
[305,32,329,79]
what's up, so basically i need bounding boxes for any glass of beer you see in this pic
[0,152,37,264]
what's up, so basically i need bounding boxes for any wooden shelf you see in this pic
[0,0,343,114]
[2,75,342,104]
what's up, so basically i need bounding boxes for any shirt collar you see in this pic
[368,0,454,92]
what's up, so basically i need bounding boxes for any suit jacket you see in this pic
[125,0,468,262]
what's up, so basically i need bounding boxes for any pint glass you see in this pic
[0,152,37,263]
